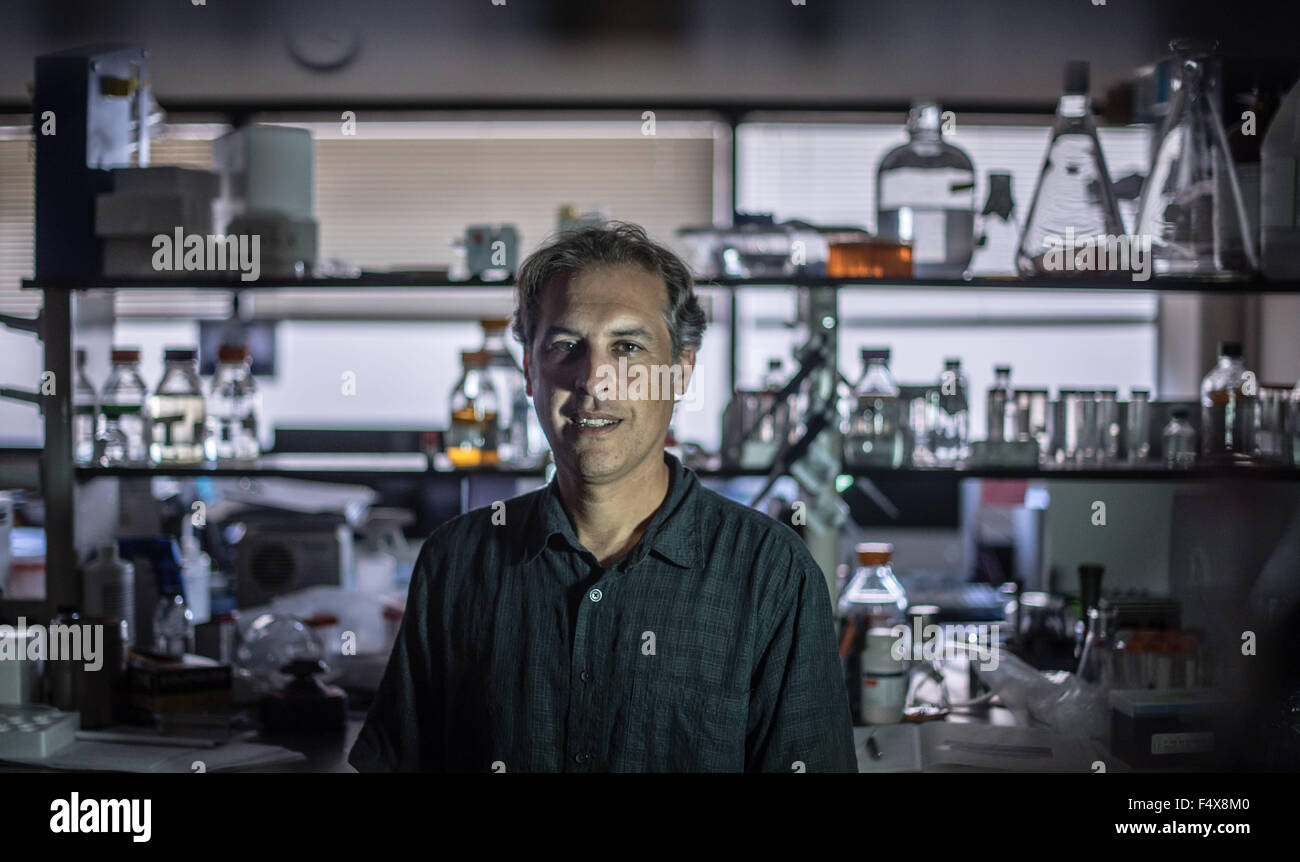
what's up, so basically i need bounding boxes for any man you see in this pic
[349,222,857,772]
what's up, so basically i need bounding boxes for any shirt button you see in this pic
[588,588,603,603]
[580,668,594,683]
[574,751,591,764]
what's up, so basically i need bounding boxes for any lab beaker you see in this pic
[1135,39,1260,277]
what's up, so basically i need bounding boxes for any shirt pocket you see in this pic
[619,671,749,772]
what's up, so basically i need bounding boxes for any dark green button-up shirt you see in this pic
[349,451,857,772]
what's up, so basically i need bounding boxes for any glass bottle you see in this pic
[96,348,149,466]
[838,543,908,724]
[205,345,261,462]
[479,319,537,466]
[1199,341,1257,462]
[932,358,970,465]
[153,591,194,656]
[1126,389,1151,463]
[1136,39,1259,277]
[1077,605,1116,689]
[73,348,97,465]
[148,348,206,464]
[986,365,1019,442]
[843,348,903,468]
[1162,410,1198,468]
[876,101,977,279]
[1095,389,1120,464]
[446,350,500,468]
[1016,61,1125,275]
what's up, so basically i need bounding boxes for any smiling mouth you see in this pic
[567,415,623,431]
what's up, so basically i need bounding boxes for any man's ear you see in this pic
[674,348,697,399]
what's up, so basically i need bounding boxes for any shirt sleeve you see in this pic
[746,557,859,773]
[348,542,441,772]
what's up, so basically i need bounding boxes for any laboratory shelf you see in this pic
[22,275,1300,293]
[70,461,1300,483]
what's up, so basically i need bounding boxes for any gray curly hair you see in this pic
[511,221,706,361]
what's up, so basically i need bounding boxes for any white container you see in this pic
[83,542,135,646]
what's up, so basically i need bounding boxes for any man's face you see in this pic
[523,264,695,485]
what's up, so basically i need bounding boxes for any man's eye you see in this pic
[550,341,577,353]
[616,342,643,354]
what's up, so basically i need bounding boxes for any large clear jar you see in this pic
[96,347,149,466]
[843,348,903,468]
[149,347,206,464]
[876,101,977,279]
[205,345,261,463]
[1199,341,1257,462]
[73,348,97,465]
[446,350,500,468]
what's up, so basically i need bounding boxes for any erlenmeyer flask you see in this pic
[1016,61,1125,276]
[1135,39,1259,277]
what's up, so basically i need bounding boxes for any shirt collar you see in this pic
[524,450,698,570]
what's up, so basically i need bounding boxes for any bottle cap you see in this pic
[1170,408,1189,419]
[110,347,141,363]
[217,344,251,362]
[861,347,891,364]
[1130,388,1150,397]
[855,542,893,565]
[480,319,510,332]
[994,365,1012,375]
[943,357,961,368]
[1064,60,1090,95]
[163,347,197,362]
[1217,341,1243,358]
[461,350,492,366]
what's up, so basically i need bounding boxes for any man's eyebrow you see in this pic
[609,325,655,341]
[541,325,581,340]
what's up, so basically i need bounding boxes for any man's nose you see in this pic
[574,351,614,401]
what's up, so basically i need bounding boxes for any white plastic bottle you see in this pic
[84,542,136,647]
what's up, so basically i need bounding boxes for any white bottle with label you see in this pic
[1262,81,1300,279]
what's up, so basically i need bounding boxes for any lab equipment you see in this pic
[205,344,261,463]
[83,541,136,646]
[154,592,195,656]
[931,358,970,466]
[1200,341,1258,462]
[149,348,206,464]
[1162,410,1198,468]
[843,349,904,468]
[838,543,909,725]
[1136,40,1259,276]
[1255,384,1293,464]
[876,101,977,278]
[461,225,519,281]
[721,360,795,469]
[1109,688,1229,769]
[260,659,348,733]
[0,626,40,705]
[34,45,151,279]
[986,365,1018,442]
[96,348,149,466]
[180,530,212,626]
[1262,80,1300,279]
[446,350,501,468]
[1016,61,1125,275]
[236,613,325,678]
[0,706,80,760]
[73,349,97,465]
[213,124,315,227]
[1095,389,1121,463]
[1126,389,1152,462]
[97,167,220,277]
[478,319,539,466]
[1014,388,1051,463]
